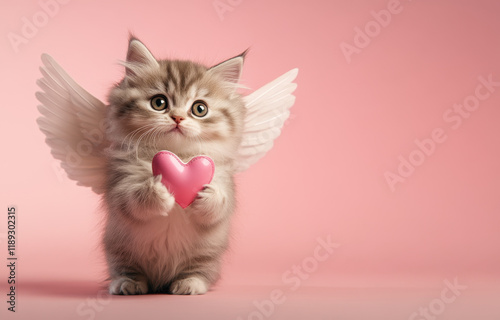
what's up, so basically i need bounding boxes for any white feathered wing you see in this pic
[235,68,298,172]
[36,54,108,194]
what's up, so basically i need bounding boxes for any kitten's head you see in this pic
[107,37,246,161]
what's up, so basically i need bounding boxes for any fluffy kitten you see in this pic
[103,37,245,295]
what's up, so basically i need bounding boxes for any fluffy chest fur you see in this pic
[104,202,230,288]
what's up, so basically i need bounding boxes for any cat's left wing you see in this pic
[36,54,108,194]
[235,68,298,173]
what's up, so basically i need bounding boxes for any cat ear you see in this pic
[125,38,159,76]
[208,51,246,85]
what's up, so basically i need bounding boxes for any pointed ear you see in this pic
[125,38,159,75]
[208,52,246,85]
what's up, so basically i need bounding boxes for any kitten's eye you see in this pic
[191,101,208,117]
[150,94,168,111]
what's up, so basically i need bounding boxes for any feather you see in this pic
[235,68,298,172]
[36,54,108,194]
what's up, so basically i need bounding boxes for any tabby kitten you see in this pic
[103,37,245,295]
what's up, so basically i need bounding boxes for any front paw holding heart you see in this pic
[152,175,175,215]
[192,184,227,214]
[152,151,214,209]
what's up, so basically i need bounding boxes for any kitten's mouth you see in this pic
[169,126,184,135]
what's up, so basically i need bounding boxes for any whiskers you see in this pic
[118,122,221,161]
[121,123,171,159]
[186,133,224,159]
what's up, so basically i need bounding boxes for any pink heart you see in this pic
[152,151,215,209]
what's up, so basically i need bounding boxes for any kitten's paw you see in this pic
[152,175,175,215]
[193,184,225,210]
[109,277,148,295]
[170,277,208,295]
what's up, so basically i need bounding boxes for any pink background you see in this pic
[1,0,499,319]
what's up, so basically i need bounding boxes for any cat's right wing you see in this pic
[36,54,108,194]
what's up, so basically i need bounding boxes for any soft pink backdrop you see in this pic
[1,0,499,319]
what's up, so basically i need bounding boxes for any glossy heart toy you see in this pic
[152,151,215,209]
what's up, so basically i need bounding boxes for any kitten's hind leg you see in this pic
[109,275,148,295]
[169,276,209,295]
